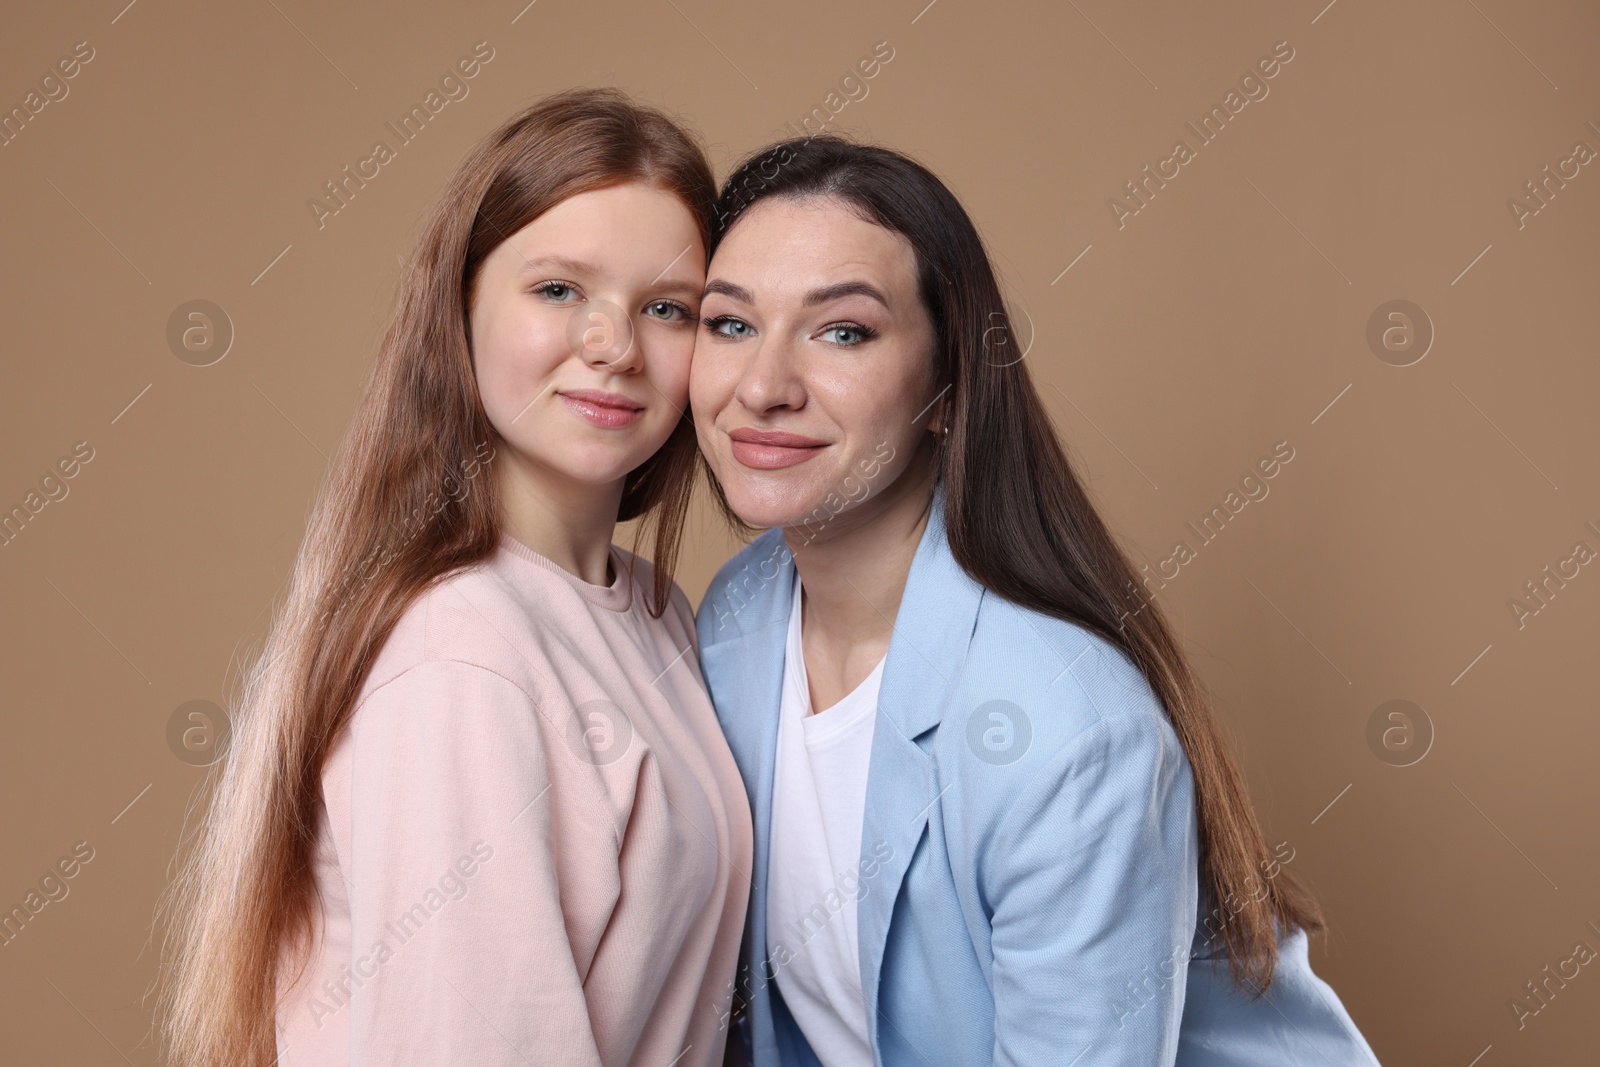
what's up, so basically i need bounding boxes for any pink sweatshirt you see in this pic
[275,532,753,1066]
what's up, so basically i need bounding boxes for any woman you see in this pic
[691,137,1381,1066]
[159,89,752,1067]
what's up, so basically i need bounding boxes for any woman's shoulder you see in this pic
[702,527,789,588]
[695,528,792,646]
[956,593,1188,788]
[942,598,1197,886]
[973,593,1164,710]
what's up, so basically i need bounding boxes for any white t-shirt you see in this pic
[765,574,884,1067]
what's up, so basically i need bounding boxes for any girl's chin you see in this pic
[521,448,663,490]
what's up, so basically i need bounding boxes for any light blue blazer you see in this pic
[695,491,1382,1066]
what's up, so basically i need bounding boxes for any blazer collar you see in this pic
[872,485,985,741]
[704,486,984,737]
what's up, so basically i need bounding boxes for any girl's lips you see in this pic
[559,390,644,429]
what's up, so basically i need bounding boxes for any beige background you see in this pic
[2,0,1597,1062]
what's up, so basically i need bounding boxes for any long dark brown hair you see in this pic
[157,88,715,1066]
[706,135,1325,995]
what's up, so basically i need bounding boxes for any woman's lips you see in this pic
[559,389,644,429]
[727,427,827,470]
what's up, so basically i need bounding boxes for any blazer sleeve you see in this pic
[983,703,1199,1066]
[343,659,605,1067]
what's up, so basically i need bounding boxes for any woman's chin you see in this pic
[718,478,829,533]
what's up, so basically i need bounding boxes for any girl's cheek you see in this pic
[522,315,573,368]
[654,335,695,400]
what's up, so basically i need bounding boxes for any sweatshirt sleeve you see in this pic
[342,658,605,1067]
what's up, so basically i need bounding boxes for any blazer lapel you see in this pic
[856,491,985,1056]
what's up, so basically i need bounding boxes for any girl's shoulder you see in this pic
[349,554,541,712]
[610,543,698,640]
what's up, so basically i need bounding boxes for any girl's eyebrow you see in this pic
[517,254,699,298]
[517,254,602,277]
[652,279,704,300]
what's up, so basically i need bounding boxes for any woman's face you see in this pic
[691,195,941,532]
[469,181,704,494]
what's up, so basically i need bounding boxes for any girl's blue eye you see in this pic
[535,281,579,301]
[645,300,690,321]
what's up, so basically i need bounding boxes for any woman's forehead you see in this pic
[708,197,917,297]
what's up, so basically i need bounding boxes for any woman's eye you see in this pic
[703,315,753,338]
[533,281,580,302]
[820,324,873,346]
[645,300,690,322]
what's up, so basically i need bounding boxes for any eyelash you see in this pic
[532,280,581,301]
[645,299,695,323]
[700,316,878,346]
[819,322,876,346]
[532,282,693,322]
[702,314,750,337]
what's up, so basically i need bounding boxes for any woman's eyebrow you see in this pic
[702,279,755,302]
[803,281,889,308]
[700,278,891,308]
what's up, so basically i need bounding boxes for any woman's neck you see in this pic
[784,446,937,701]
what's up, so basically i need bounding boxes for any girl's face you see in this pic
[691,195,941,532]
[469,182,704,495]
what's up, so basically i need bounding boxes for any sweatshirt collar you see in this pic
[497,530,634,612]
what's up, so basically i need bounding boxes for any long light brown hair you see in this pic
[706,136,1325,995]
[156,88,715,1066]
